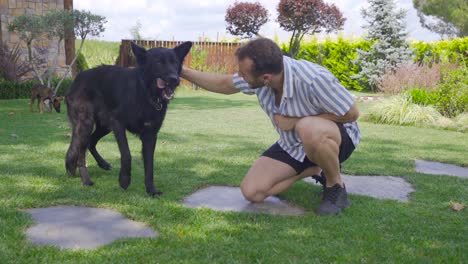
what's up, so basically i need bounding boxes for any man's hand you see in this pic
[274,114,299,131]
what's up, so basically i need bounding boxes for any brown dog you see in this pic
[30,84,63,113]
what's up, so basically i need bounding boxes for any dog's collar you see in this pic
[149,97,163,111]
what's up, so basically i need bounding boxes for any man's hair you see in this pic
[235,38,283,76]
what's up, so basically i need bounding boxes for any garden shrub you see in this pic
[0,79,73,99]
[411,38,468,66]
[296,37,370,91]
[284,37,467,92]
[377,63,448,94]
[434,65,468,117]
[406,88,439,106]
[75,52,89,73]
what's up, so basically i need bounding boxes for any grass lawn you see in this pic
[78,40,120,68]
[0,88,467,263]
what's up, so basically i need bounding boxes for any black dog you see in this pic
[65,41,192,196]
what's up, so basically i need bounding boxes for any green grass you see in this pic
[0,88,467,263]
[77,40,120,68]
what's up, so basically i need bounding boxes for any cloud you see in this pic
[75,0,440,42]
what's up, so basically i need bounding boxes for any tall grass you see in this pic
[364,94,468,132]
[366,95,441,125]
[78,40,120,68]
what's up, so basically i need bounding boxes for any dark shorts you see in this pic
[262,123,355,174]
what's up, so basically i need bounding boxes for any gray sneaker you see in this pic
[315,183,349,215]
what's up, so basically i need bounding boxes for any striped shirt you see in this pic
[232,56,361,162]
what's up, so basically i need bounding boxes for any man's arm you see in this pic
[274,103,360,131]
[181,67,239,95]
[317,103,360,123]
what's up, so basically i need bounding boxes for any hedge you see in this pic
[0,79,73,99]
[285,37,467,91]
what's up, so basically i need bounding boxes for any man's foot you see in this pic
[315,183,349,215]
[311,171,327,196]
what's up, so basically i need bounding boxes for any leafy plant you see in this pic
[406,88,439,106]
[75,52,89,73]
[0,42,32,82]
[434,64,468,117]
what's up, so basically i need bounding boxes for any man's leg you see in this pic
[295,117,342,187]
[295,116,350,215]
[240,156,321,202]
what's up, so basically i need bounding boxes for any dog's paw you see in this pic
[119,174,131,190]
[83,180,94,186]
[66,168,76,177]
[147,189,163,197]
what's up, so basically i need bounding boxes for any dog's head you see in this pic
[131,41,192,101]
[52,96,63,113]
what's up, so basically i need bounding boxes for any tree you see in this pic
[130,19,143,40]
[9,10,106,92]
[56,9,106,92]
[277,0,345,58]
[354,0,413,91]
[413,0,467,38]
[8,14,46,82]
[43,10,75,88]
[225,1,269,39]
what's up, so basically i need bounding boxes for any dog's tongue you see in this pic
[156,78,166,89]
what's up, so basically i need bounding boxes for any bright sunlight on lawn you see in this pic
[0,88,467,263]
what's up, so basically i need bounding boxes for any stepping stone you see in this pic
[24,206,157,250]
[183,186,305,216]
[304,175,414,202]
[415,160,468,179]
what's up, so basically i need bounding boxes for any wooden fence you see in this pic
[118,40,242,86]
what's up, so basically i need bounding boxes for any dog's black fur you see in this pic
[65,41,192,196]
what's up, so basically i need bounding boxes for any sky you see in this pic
[74,0,441,43]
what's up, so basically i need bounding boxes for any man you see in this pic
[181,38,360,215]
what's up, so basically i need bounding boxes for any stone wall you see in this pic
[0,0,73,77]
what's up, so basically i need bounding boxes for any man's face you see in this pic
[238,58,265,89]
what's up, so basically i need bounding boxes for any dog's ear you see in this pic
[131,42,147,66]
[174,41,193,62]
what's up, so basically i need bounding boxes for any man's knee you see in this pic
[296,117,340,147]
[240,181,265,203]
[296,117,327,148]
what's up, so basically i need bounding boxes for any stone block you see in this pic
[8,0,15,9]
[0,7,8,14]
[11,8,25,16]
[0,0,9,9]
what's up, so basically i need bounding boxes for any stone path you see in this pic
[183,186,305,216]
[25,206,157,250]
[304,175,414,202]
[415,160,468,179]
[21,159,466,249]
